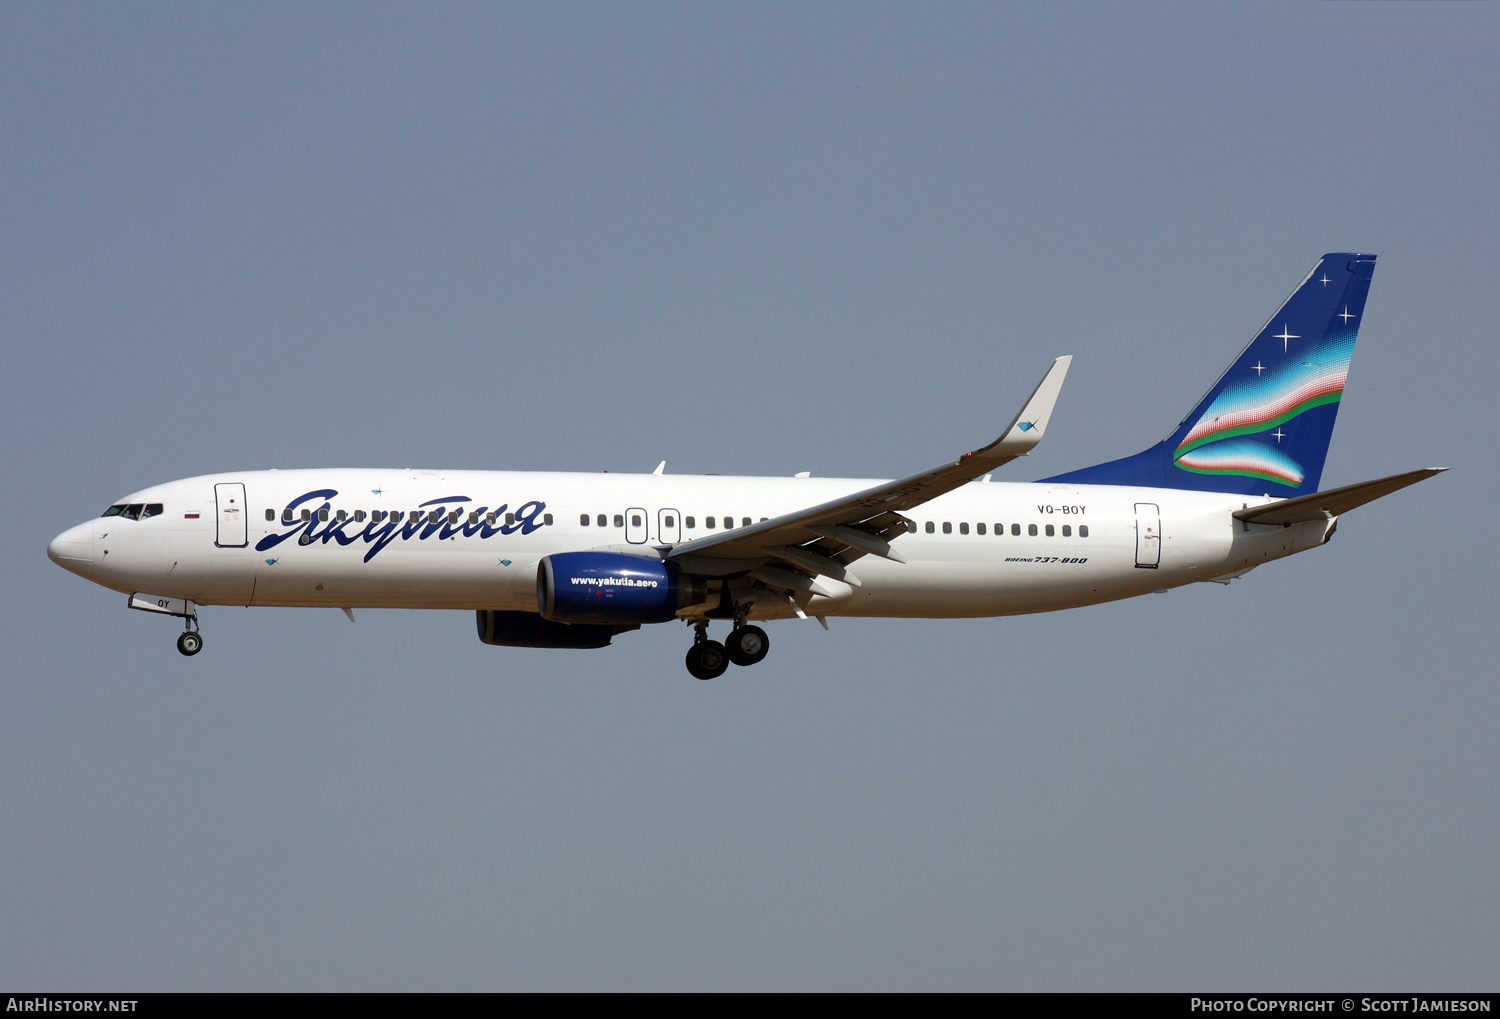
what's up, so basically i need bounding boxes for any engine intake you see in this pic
[538,551,707,625]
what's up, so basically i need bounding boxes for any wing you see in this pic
[667,356,1072,589]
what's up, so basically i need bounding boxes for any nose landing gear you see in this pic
[176,614,203,656]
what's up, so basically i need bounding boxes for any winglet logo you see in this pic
[1017,421,1036,432]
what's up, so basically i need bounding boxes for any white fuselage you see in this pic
[47,469,1332,621]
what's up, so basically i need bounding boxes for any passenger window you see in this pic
[759,517,767,522]
[942,522,952,534]
[264,509,274,521]
[301,509,312,522]
[427,509,440,524]
[543,513,553,526]
[596,514,607,527]
[485,513,495,526]
[723,517,734,529]
[1012,523,1021,536]
[1045,524,1054,537]
[372,510,384,523]
[1028,524,1037,536]
[123,504,143,520]
[391,511,403,522]
[447,511,459,525]
[959,522,969,535]
[664,515,675,528]
[906,521,917,533]
[706,516,716,528]
[686,516,696,529]
[1079,525,1089,538]
[1062,524,1071,537]
[283,508,294,523]
[469,511,479,525]
[743,517,752,527]
[925,521,935,534]
[977,523,986,535]
[337,509,348,522]
[102,505,125,517]
[319,508,330,522]
[631,514,642,527]
[506,513,516,526]
[613,514,623,527]
[355,510,366,523]
[580,514,590,526]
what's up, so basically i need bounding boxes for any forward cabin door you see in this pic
[1134,502,1160,569]
[625,507,648,544]
[215,483,248,548]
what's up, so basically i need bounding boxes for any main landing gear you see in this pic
[684,618,770,680]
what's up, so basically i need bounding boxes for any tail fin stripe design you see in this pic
[1174,331,1355,456]
[1174,438,1305,487]
[1040,253,1376,497]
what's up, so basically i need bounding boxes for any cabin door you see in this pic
[215,483,248,548]
[657,508,681,545]
[625,507,648,544]
[1134,502,1160,569]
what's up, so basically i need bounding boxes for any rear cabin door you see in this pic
[658,508,681,545]
[1134,502,1160,569]
[215,483,248,548]
[625,507,648,544]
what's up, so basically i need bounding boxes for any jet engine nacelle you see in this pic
[538,551,707,625]
[476,609,629,649]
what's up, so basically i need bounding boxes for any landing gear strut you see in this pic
[685,620,727,680]
[176,614,202,656]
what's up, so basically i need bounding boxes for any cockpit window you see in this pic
[102,505,125,517]
[122,504,144,520]
[141,503,163,518]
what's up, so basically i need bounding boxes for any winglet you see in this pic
[994,355,1072,454]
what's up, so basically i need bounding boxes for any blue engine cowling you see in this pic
[538,551,706,625]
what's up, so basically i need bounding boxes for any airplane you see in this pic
[47,252,1444,679]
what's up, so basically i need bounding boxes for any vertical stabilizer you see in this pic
[1043,253,1376,497]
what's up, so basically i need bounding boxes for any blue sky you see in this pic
[3,2,1496,989]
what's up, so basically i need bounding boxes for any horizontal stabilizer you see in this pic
[1233,468,1446,525]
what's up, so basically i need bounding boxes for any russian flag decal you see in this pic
[184,512,200,519]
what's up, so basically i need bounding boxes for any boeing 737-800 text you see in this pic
[47,253,1443,678]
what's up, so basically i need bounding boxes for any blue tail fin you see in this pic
[1042,253,1377,497]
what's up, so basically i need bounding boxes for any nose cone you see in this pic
[48,521,95,579]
